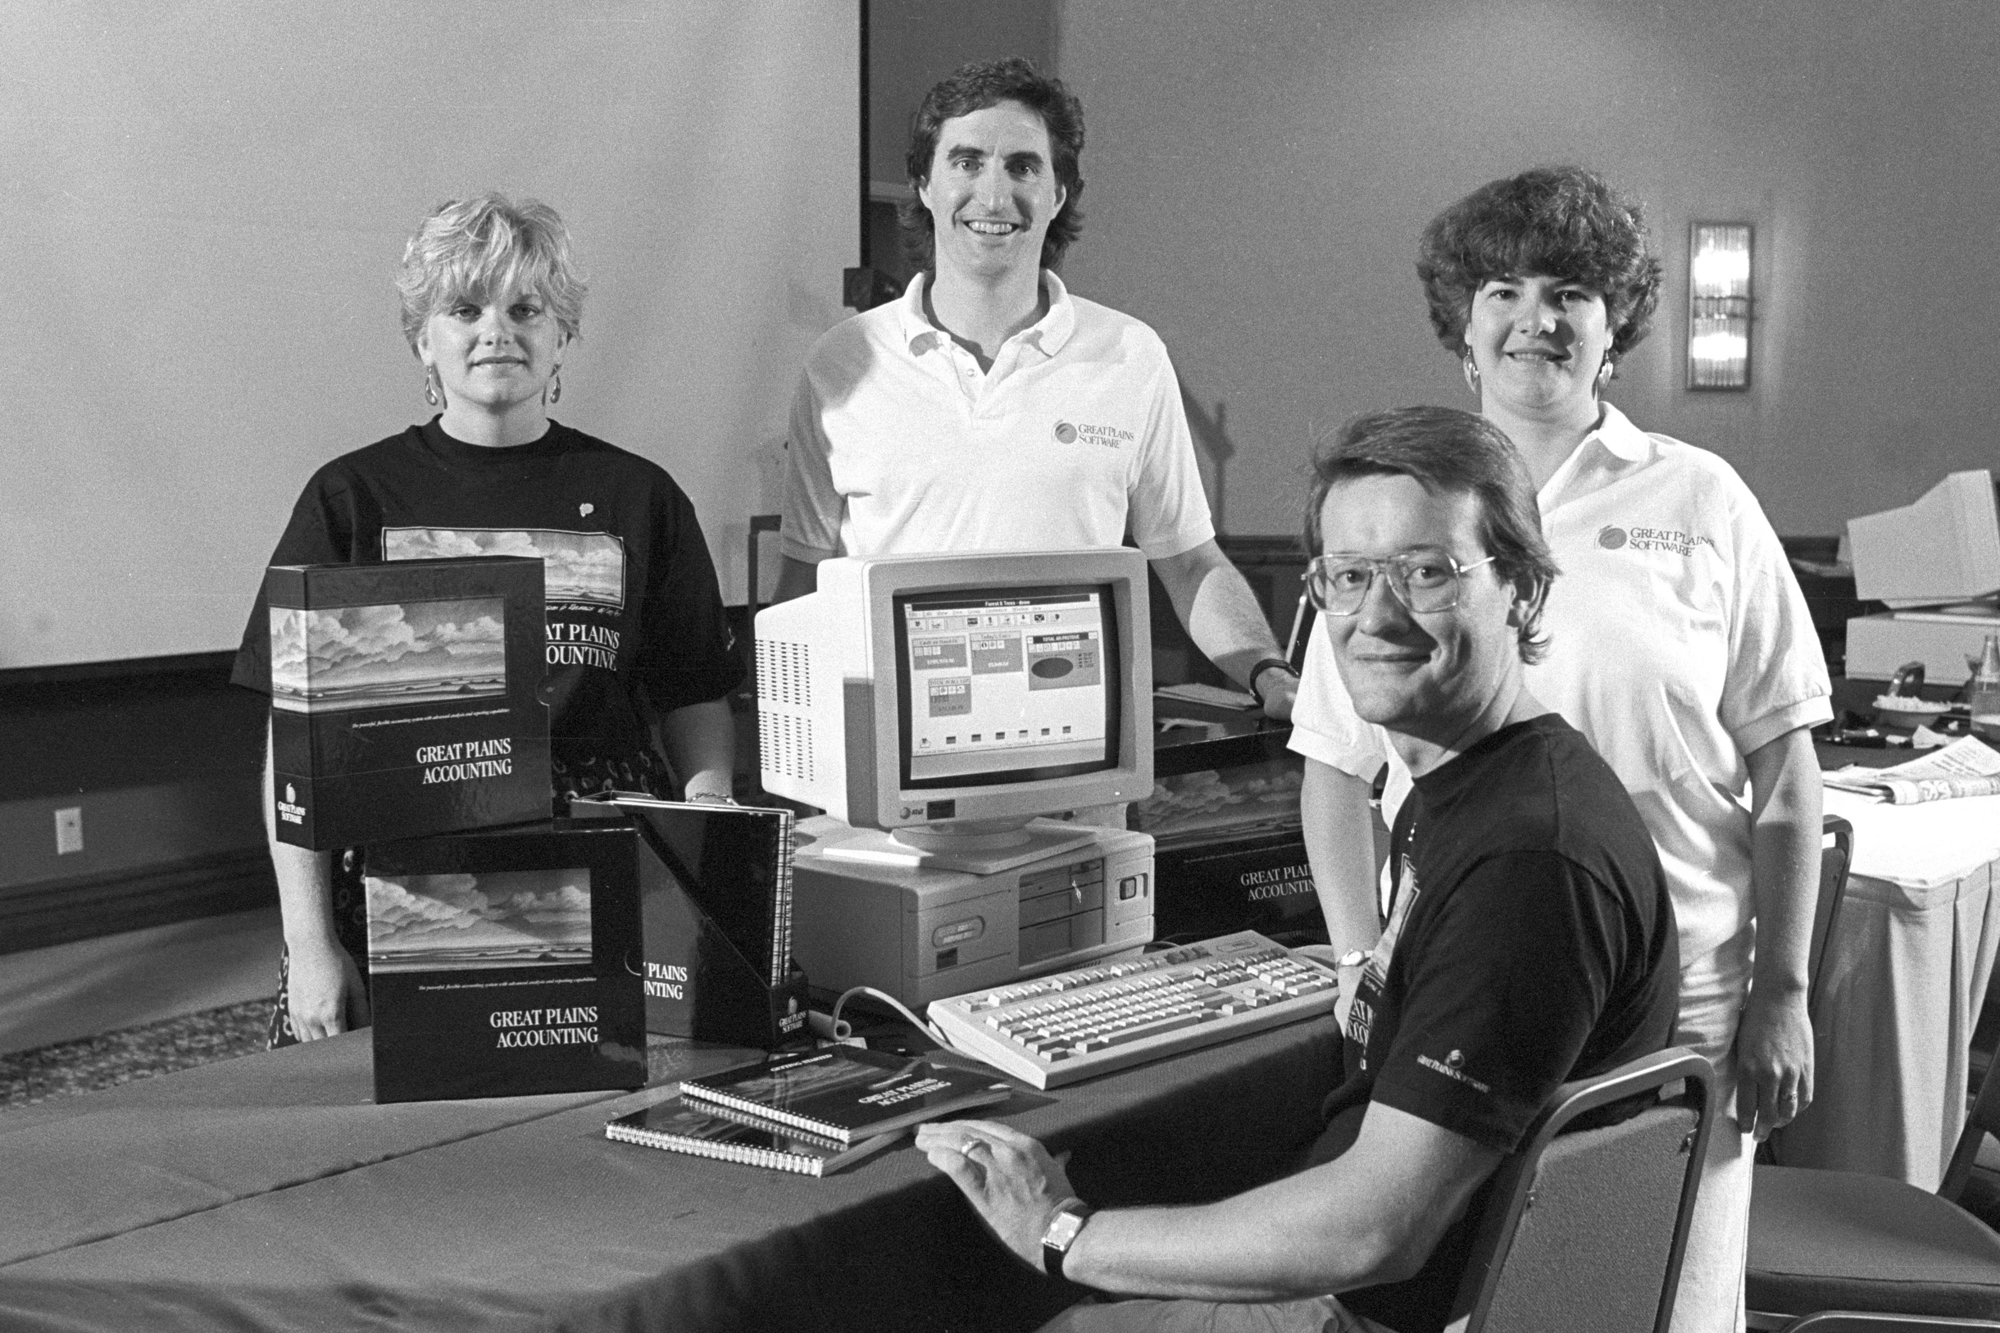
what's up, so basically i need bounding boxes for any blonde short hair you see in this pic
[394,192,586,352]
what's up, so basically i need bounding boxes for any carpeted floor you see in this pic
[0,998,272,1111]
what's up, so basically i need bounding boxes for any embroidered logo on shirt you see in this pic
[1418,1048,1492,1093]
[1053,420,1135,449]
[579,503,595,518]
[1598,524,1714,557]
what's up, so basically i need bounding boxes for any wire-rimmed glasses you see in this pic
[1304,550,1497,616]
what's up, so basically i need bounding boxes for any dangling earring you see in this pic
[422,365,440,407]
[547,371,562,406]
[1461,350,1482,398]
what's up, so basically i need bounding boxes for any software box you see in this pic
[266,555,550,850]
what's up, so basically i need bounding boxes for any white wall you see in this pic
[1054,0,2000,538]
[1,2,859,668]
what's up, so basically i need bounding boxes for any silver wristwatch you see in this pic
[1040,1197,1095,1281]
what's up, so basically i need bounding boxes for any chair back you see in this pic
[1773,1314,2000,1331]
[1939,1036,2000,1203]
[1809,815,1856,1016]
[1448,1047,1714,1333]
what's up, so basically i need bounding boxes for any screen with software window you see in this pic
[754,548,1152,835]
[895,585,1118,787]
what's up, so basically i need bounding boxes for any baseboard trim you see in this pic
[0,849,276,956]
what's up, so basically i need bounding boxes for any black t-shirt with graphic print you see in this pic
[232,418,744,784]
[1323,713,1678,1333]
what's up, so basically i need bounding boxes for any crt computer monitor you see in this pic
[1847,469,2000,608]
[754,548,1154,848]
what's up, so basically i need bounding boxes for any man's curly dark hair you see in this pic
[899,56,1085,272]
[1416,166,1662,363]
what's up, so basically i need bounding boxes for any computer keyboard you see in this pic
[928,930,1340,1089]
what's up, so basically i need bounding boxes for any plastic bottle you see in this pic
[1971,632,2000,742]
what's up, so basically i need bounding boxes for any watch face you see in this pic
[1044,1205,1089,1251]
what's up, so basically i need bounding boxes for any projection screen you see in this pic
[2,1,859,669]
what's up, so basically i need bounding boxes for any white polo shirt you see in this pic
[781,269,1215,563]
[1290,403,1833,975]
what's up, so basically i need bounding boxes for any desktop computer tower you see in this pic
[787,816,1154,1009]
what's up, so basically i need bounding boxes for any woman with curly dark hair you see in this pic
[1291,167,1831,1333]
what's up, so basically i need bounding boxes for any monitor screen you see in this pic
[753,548,1153,835]
[895,584,1118,788]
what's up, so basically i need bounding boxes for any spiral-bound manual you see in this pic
[679,1045,1011,1145]
[573,796,809,1048]
[605,1096,901,1176]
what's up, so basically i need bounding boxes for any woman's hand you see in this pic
[286,935,369,1043]
[1736,982,1812,1138]
[916,1120,1078,1271]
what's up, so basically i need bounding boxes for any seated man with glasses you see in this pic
[915,406,1679,1333]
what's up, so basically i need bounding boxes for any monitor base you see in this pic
[814,817,1104,876]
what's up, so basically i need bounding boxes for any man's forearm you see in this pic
[1062,1194,1376,1302]
[1062,1115,1492,1301]
[1158,551,1286,689]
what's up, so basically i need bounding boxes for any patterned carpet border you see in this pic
[1,998,272,1110]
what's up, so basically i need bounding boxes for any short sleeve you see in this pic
[1122,334,1215,561]
[1288,612,1389,782]
[780,369,844,565]
[228,465,364,694]
[1715,468,1833,755]
[1368,851,1626,1152]
[630,481,746,713]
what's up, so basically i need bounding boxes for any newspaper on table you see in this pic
[1822,735,2000,804]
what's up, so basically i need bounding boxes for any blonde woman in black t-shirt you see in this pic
[231,194,742,1047]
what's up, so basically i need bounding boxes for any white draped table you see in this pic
[1771,789,2000,1188]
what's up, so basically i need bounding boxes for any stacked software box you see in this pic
[362,820,647,1102]
[266,555,550,850]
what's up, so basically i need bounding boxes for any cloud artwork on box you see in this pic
[269,597,507,713]
[382,526,626,609]
[365,869,594,973]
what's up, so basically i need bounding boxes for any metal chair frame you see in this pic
[1449,1046,1715,1333]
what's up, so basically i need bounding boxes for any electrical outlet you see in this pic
[55,806,83,855]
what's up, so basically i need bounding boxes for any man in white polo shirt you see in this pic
[777,56,1298,719]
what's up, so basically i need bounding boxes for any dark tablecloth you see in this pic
[0,1024,1338,1332]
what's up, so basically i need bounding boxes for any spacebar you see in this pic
[1100,1010,1217,1048]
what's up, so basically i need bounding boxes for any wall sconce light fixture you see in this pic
[1687,222,1753,390]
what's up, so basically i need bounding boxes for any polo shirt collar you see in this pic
[1031,270,1077,355]
[896,269,1076,358]
[1580,401,1650,462]
[896,273,942,353]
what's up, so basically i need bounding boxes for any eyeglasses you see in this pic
[1304,551,1497,616]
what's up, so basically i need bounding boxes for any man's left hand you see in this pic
[1734,983,1813,1140]
[916,1120,1078,1270]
